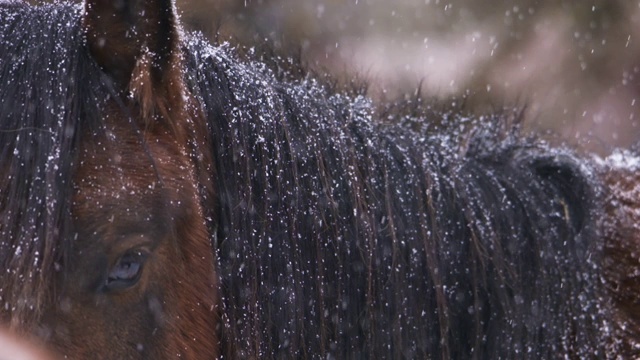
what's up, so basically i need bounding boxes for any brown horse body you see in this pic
[1,0,639,358]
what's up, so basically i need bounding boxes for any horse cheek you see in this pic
[175,212,218,358]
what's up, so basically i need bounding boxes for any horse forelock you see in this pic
[0,2,104,328]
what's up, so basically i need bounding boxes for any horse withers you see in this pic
[0,0,636,358]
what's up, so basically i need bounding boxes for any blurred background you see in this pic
[180,0,640,153]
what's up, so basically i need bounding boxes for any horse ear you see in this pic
[84,0,189,137]
[83,0,180,92]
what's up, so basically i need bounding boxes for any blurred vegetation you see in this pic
[178,0,640,152]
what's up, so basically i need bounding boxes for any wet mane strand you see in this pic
[185,36,610,358]
[0,3,106,327]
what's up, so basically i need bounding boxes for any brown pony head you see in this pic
[0,0,217,358]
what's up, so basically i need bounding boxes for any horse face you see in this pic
[40,122,216,359]
[29,1,217,358]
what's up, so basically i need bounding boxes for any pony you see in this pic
[0,0,634,358]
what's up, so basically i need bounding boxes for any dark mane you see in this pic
[0,2,616,358]
[184,37,611,357]
[0,2,106,326]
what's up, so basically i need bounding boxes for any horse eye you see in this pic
[105,251,148,292]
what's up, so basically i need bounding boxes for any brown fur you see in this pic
[601,160,640,356]
[83,0,178,90]
[42,112,218,358]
